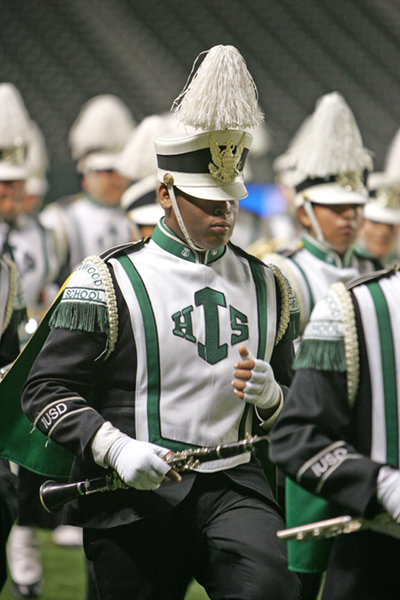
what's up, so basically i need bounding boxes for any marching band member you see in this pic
[20,45,300,600]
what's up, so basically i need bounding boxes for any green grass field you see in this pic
[0,530,210,600]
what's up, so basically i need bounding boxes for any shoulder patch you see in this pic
[49,255,118,360]
[293,281,359,406]
[293,285,346,373]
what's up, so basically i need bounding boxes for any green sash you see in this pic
[0,282,74,477]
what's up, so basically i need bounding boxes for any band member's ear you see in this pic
[158,184,172,210]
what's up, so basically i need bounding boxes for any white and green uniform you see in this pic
[262,233,379,334]
[269,266,400,599]
[21,218,299,528]
[0,216,61,308]
[39,193,131,272]
[109,220,279,467]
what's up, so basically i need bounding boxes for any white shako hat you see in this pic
[153,45,263,252]
[364,172,400,225]
[25,120,49,196]
[0,83,31,181]
[121,174,163,224]
[154,45,263,202]
[69,94,136,174]
[277,92,373,208]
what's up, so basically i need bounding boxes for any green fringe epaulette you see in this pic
[293,336,346,372]
[49,302,109,334]
[49,255,118,360]
[293,281,359,406]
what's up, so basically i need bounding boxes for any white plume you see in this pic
[172,45,264,131]
[0,83,31,147]
[116,112,196,180]
[384,128,400,179]
[26,120,49,179]
[276,92,373,181]
[69,94,136,160]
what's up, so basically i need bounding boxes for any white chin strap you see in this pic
[303,199,325,245]
[167,185,206,252]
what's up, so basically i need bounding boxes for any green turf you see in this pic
[0,530,210,599]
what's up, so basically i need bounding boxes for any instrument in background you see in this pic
[40,434,268,513]
[277,512,400,542]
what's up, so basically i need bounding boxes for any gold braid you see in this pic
[85,255,118,360]
[266,263,290,345]
[330,281,359,407]
[2,257,17,335]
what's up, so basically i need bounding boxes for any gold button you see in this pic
[163,173,174,186]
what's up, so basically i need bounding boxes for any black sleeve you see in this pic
[21,325,107,461]
[269,367,382,517]
[270,337,294,388]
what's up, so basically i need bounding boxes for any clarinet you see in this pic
[40,434,268,513]
[277,513,400,542]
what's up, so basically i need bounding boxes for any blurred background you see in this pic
[1,0,400,203]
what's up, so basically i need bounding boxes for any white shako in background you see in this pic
[258,92,379,335]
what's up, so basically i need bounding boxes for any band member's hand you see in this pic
[105,435,181,490]
[377,465,400,523]
[232,345,282,410]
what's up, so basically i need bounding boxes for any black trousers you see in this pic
[83,472,300,600]
[321,529,400,600]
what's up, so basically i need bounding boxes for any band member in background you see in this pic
[356,172,400,267]
[257,92,380,337]
[39,94,134,276]
[269,264,400,600]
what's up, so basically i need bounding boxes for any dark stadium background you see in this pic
[1,0,400,200]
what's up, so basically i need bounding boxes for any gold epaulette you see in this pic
[267,263,299,345]
[330,282,359,407]
[247,235,290,260]
[84,255,118,360]
[2,257,17,335]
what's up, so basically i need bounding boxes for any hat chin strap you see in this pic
[167,185,206,252]
[303,198,326,245]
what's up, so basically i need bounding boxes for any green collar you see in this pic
[302,233,355,268]
[151,219,226,264]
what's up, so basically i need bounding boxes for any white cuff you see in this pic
[256,388,284,430]
[91,421,125,467]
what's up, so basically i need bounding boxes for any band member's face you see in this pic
[0,180,25,223]
[299,203,362,255]
[159,186,238,251]
[361,218,400,259]
[82,170,130,207]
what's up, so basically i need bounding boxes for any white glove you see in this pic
[377,465,400,523]
[240,350,282,410]
[105,435,172,491]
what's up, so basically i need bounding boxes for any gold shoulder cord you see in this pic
[330,281,359,407]
[264,253,307,334]
[266,263,290,345]
[2,257,17,335]
[85,255,118,360]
